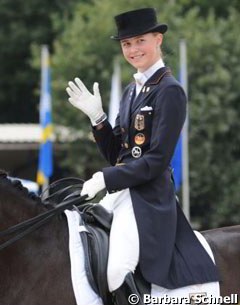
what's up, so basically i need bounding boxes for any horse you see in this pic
[0,171,76,305]
[202,226,240,297]
[0,170,239,305]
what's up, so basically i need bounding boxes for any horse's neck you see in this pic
[0,186,42,229]
[0,217,67,274]
[0,216,74,304]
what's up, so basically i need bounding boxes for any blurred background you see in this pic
[0,0,240,229]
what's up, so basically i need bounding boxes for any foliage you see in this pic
[186,8,240,228]
[0,0,78,123]
[178,0,240,18]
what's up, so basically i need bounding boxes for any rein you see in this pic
[0,179,88,251]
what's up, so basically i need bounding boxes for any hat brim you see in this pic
[110,23,168,40]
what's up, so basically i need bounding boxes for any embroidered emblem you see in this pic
[134,133,145,145]
[134,114,145,131]
[131,146,142,158]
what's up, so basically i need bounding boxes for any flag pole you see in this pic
[179,39,190,221]
[108,57,121,126]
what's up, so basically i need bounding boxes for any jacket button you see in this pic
[124,143,129,149]
[121,127,125,133]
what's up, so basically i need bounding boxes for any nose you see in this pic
[128,44,139,55]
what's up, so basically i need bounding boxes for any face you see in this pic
[120,32,163,72]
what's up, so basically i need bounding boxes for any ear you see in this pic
[156,33,163,46]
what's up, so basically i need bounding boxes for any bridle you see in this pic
[0,177,87,251]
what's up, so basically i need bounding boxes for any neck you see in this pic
[138,58,165,77]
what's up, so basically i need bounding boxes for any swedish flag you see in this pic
[37,46,53,186]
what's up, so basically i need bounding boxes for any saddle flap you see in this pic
[79,217,113,305]
[82,204,113,231]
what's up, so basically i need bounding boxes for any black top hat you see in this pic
[111,8,168,40]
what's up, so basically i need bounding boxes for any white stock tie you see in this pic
[133,72,147,96]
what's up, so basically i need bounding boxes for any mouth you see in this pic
[130,54,144,60]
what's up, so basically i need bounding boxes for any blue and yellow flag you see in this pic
[37,46,53,186]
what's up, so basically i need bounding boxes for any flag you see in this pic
[171,136,182,191]
[171,40,188,192]
[37,45,53,186]
[108,58,122,126]
[171,39,190,220]
[171,76,184,191]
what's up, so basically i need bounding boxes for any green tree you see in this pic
[0,0,78,123]
[178,0,240,18]
[186,8,240,228]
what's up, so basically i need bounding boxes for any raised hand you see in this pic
[66,78,107,126]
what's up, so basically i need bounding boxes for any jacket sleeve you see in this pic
[92,114,122,166]
[102,85,187,193]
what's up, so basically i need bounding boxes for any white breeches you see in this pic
[98,189,140,292]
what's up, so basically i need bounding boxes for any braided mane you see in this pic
[0,169,41,203]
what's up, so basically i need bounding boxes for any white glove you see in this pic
[81,171,106,200]
[66,78,107,126]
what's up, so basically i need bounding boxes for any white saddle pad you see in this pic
[65,209,220,305]
[64,209,104,305]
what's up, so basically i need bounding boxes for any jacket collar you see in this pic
[131,67,171,113]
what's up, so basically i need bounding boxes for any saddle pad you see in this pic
[194,230,216,263]
[64,210,103,305]
[151,231,220,305]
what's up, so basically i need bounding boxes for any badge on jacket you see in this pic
[134,114,145,131]
[131,146,142,158]
[134,133,145,145]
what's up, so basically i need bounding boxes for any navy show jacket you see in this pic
[93,67,219,289]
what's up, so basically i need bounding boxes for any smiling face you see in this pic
[120,32,163,72]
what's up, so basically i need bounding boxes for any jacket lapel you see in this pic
[120,82,136,130]
[131,67,171,113]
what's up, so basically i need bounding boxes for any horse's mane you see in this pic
[0,169,41,203]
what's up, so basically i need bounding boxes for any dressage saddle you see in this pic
[42,177,150,305]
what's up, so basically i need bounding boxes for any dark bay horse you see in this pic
[202,226,240,297]
[0,170,240,305]
[0,171,76,305]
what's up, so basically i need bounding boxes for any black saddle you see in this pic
[76,203,113,305]
[42,177,150,305]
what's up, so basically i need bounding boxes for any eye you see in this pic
[121,41,130,48]
[137,38,145,44]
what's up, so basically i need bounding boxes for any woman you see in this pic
[66,8,219,305]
